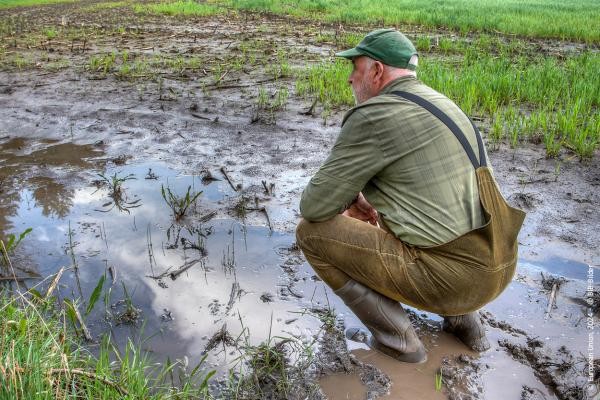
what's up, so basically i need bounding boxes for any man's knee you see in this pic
[296,217,333,253]
[295,218,314,251]
[296,215,353,249]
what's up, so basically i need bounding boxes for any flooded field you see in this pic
[1,123,597,399]
[1,1,599,399]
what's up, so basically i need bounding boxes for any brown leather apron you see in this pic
[390,91,526,316]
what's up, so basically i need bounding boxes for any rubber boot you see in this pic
[335,280,427,363]
[443,311,490,352]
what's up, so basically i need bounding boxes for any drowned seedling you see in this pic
[161,185,202,221]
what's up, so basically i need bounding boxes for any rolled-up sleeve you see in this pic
[300,109,385,221]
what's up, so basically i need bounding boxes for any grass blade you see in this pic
[86,275,106,316]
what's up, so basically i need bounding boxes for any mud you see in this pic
[1,2,599,399]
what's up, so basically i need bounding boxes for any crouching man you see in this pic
[296,29,525,363]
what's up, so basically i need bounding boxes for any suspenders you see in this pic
[391,91,487,169]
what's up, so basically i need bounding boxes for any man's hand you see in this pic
[343,192,378,225]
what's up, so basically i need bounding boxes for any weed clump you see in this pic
[98,172,134,202]
[204,323,237,353]
[0,228,32,267]
[225,328,319,399]
[113,283,142,325]
[161,185,202,221]
[252,86,290,124]
[96,172,141,213]
[540,272,567,292]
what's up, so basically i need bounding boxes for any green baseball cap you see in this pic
[335,28,418,70]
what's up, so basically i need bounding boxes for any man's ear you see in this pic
[373,61,385,81]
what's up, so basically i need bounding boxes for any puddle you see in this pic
[480,328,558,400]
[320,373,367,400]
[521,256,599,283]
[350,333,475,400]
[319,328,558,400]
[0,137,104,237]
[1,143,332,378]
[1,137,596,398]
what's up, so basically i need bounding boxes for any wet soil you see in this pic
[1,2,599,399]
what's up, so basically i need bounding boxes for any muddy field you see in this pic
[1,2,599,399]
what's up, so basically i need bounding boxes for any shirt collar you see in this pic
[378,75,417,95]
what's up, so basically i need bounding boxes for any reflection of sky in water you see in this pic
[519,257,599,283]
[7,162,330,373]
[5,159,596,376]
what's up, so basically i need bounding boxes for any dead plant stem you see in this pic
[220,166,238,191]
[45,266,65,298]
[49,368,129,395]
[545,282,558,319]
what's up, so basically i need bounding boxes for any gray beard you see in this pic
[352,81,373,105]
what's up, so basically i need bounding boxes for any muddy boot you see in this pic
[335,280,427,363]
[443,312,490,352]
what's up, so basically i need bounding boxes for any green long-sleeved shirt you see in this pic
[299,76,488,247]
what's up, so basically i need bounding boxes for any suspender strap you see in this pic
[391,90,487,168]
[471,121,487,168]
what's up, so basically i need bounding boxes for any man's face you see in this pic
[349,56,377,105]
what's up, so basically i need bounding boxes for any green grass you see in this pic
[252,85,290,123]
[0,292,214,399]
[315,31,364,49]
[219,0,600,43]
[0,54,34,70]
[435,369,443,391]
[295,59,353,107]
[421,51,599,158]
[133,0,223,16]
[81,1,130,11]
[296,50,600,159]
[0,0,75,8]
[82,1,129,11]
[88,52,117,74]
[100,0,600,42]
[116,59,150,79]
[1,228,31,266]
[43,58,70,71]
[44,27,57,39]
[151,55,203,74]
[87,52,208,78]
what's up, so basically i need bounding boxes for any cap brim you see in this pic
[334,48,363,59]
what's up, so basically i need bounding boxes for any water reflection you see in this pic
[3,159,327,376]
[29,177,73,218]
[0,137,104,237]
[2,139,595,391]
